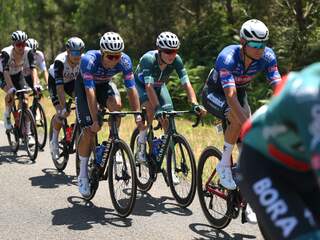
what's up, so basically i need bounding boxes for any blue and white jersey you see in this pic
[208,45,281,89]
[80,50,135,89]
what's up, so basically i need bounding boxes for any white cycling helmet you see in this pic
[66,37,85,51]
[240,19,269,42]
[11,30,28,42]
[26,38,39,50]
[156,32,180,50]
[100,32,124,53]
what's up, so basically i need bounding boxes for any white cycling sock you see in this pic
[220,142,234,167]
[138,129,147,144]
[51,128,59,143]
[79,155,89,178]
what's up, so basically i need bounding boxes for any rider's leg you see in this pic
[78,128,95,177]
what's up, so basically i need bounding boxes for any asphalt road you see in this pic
[0,123,263,240]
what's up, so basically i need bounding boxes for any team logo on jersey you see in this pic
[121,57,131,71]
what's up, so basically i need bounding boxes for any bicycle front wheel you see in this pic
[6,111,20,153]
[109,139,137,217]
[130,127,154,192]
[49,116,68,171]
[197,146,231,229]
[21,108,39,161]
[167,134,196,207]
[31,102,47,150]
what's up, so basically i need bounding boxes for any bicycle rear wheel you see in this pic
[6,111,20,153]
[130,127,154,192]
[21,109,38,161]
[31,102,47,150]
[197,146,231,229]
[167,134,196,207]
[109,139,137,217]
[49,116,68,171]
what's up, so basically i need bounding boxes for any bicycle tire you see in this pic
[167,134,196,207]
[197,146,232,229]
[82,141,99,201]
[21,108,39,161]
[109,139,137,217]
[32,102,47,150]
[6,111,20,153]
[49,115,69,171]
[130,127,154,192]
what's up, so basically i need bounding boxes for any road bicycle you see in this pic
[6,88,38,161]
[49,99,80,171]
[197,120,267,238]
[130,110,200,207]
[76,109,139,217]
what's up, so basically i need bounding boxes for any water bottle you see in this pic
[65,125,72,143]
[152,137,162,156]
[95,141,107,166]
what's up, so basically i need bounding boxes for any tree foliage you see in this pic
[1,0,319,111]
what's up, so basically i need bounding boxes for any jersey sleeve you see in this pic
[37,51,47,71]
[174,55,189,85]
[119,55,135,89]
[53,60,64,85]
[27,50,36,69]
[264,48,281,86]
[216,52,236,89]
[139,54,155,85]
[80,53,96,89]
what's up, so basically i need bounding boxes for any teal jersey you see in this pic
[242,63,320,176]
[134,50,189,87]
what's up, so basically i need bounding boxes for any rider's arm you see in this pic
[81,54,99,122]
[265,48,281,92]
[224,86,248,124]
[27,50,39,87]
[1,52,14,88]
[183,82,198,104]
[174,55,198,105]
[54,60,66,110]
[38,51,49,85]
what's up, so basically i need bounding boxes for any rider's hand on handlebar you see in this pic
[135,114,145,128]
[155,106,165,120]
[192,103,207,116]
[8,87,16,95]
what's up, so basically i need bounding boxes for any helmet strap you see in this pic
[158,50,170,65]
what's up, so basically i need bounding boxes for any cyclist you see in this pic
[202,19,281,190]
[134,31,206,174]
[48,37,85,160]
[25,38,49,87]
[75,32,142,197]
[238,63,320,239]
[1,30,38,143]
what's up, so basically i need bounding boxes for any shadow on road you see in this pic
[29,168,76,188]
[132,191,193,217]
[0,145,34,165]
[189,223,257,240]
[51,196,132,230]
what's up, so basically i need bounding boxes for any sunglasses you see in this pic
[247,41,267,49]
[70,50,81,57]
[162,49,178,55]
[15,42,26,48]
[105,54,121,61]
